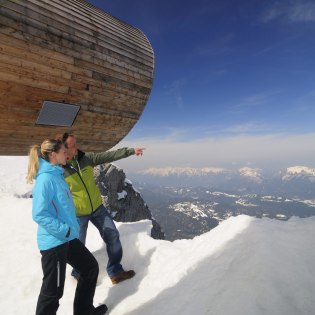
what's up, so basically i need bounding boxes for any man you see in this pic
[58,133,144,284]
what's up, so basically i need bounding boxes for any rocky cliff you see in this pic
[94,163,164,240]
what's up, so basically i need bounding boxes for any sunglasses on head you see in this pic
[53,139,63,152]
[62,133,69,148]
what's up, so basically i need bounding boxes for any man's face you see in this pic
[66,136,78,160]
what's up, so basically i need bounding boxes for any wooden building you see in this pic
[0,0,154,155]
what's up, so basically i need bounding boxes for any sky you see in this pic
[1,159,315,314]
[86,0,315,171]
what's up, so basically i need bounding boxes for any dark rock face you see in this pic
[94,164,164,240]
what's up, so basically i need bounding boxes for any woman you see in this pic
[27,139,107,315]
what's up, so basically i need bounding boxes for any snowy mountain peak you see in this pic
[286,166,315,176]
[282,166,315,182]
[238,167,264,183]
[139,167,228,177]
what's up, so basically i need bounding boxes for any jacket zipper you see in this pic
[57,260,60,288]
[69,165,94,214]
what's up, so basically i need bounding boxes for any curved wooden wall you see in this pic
[0,0,154,155]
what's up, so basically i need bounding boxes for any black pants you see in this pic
[36,238,99,315]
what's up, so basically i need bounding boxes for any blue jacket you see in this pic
[32,158,79,250]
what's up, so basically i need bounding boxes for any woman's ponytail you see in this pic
[26,145,41,184]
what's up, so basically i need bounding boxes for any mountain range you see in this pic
[125,166,315,240]
[132,165,315,198]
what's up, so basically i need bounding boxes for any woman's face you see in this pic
[51,144,68,166]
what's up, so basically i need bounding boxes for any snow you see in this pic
[124,178,133,185]
[139,166,228,176]
[301,199,315,207]
[117,190,127,200]
[286,166,315,176]
[212,191,239,198]
[282,166,315,181]
[235,198,257,207]
[170,202,209,218]
[238,167,264,183]
[1,157,315,314]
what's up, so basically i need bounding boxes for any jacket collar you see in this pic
[64,150,85,170]
[37,158,64,177]
[77,149,85,161]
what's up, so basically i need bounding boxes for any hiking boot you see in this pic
[111,270,135,284]
[89,304,108,315]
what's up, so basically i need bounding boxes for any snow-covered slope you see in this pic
[0,157,315,315]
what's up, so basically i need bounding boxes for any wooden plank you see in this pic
[91,69,152,93]
[0,30,74,66]
[0,119,133,134]
[0,32,153,85]
[0,108,38,122]
[0,2,153,84]
[13,0,154,59]
[0,61,88,91]
[0,80,82,109]
[0,118,136,134]
[75,59,153,89]
[0,97,140,127]
[0,22,153,82]
[69,74,150,101]
[68,89,144,117]
[0,121,135,138]
[92,55,154,82]
[0,6,153,68]
[0,136,127,149]
[0,36,92,77]
[0,67,145,114]
[67,0,147,38]
[32,0,151,49]
[0,45,151,100]
[0,51,72,80]
[85,87,148,112]
[75,111,137,127]
[0,37,151,104]
[44,0,152,51]
[0,71,69,94]
[0,94,126,120]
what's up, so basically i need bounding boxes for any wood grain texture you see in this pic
[0,0,154,155]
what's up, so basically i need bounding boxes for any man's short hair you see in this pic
[55,133,74,148]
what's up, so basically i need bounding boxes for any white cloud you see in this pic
[228,90,282,114]
[114,132,315,172]
[262,1,315,23]
[288,2,315,22]
[222,122,271,134]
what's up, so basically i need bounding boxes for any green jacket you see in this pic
[64,148,134,217]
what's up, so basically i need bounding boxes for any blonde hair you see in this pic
[26,139,63,183]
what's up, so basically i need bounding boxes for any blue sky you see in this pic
[88,0,315,171]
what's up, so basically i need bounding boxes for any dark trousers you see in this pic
[36,238,99,315]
